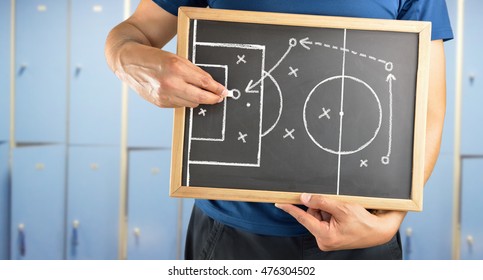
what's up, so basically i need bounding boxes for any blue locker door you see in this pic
[127,38,176,148]
[69,0,123,145]
[400,155,453,259]
[461,0,483,155]
[14,0,68,143]
[66,146,120,259]
[0,144,9,259]
[0,0,10,142]
[127,149,178,260]
[10,145,66,260]
[460,158,483,259]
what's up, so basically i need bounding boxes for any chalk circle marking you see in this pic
[381,156,390,165]
[385,62,393,72]
[303,75,382,155]
[229,89,241,100]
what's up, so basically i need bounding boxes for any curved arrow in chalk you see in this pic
[245,38,297,93]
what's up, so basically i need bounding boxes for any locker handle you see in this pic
[133,227,141,237]
[18,64,27,76]
[18,224,26,257]
[72,220,80,247]
[467,235,474,246]
[469,73,475,85]
[74,65,82,77]
[133,227,141,246]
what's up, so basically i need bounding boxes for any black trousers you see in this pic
[185,205,403,260]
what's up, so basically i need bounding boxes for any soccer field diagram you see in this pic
[183,19,418,198]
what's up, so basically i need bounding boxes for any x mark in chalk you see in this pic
[283,128,295,139]
[238,132,248,143]
[198,108,207,116]
[288,66,299,77]
[319,107,331,119]
[236,55,246,64]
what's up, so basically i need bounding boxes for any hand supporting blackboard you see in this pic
[275,193,406,251]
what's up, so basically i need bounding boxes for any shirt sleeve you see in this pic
[398,0,454,41]
[152,0,208,16]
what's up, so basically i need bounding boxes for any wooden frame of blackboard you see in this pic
[170,7,431,211]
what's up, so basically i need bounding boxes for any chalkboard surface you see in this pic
[170,7,431,211]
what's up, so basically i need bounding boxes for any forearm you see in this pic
[105,0,177,74]
[423,40,447,183]
[105,21,153,74]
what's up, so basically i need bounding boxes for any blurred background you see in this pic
[0,0,481,260]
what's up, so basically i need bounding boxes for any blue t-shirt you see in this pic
[154,0,454,236]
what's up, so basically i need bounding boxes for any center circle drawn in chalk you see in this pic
[303,75,382,155]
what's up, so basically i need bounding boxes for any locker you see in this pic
[400,155,453,259]
[126,149,178,260]
[0,144,9,259]
[460,158,483,259]
[10,145,66,260]
[0,0,10,142]
[461,0,483,155]
[66,146,120,259]
[69,0,123,145]
[14,0,68,143]
[127,94,174,148]
[127,38,176,148]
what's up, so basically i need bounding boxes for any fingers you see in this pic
[180,83,225,106]
[163,58,228,107]
[300,193,346,217]
[186,66,228,97]
[275,203,328,236]
[157,95,199,108]
[173,57,227,98]
[307,208,323,221]
[123,52,228,108]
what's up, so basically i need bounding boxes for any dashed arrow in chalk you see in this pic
[299,37,313,50]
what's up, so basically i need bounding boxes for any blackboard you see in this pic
[170,7,431,211]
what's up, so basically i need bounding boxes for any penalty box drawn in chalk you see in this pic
[187,41,266,168]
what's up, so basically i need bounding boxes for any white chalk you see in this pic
[226,89,241,100]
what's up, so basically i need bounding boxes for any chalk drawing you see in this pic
[187,21,398,191]
[283,128,295,140]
